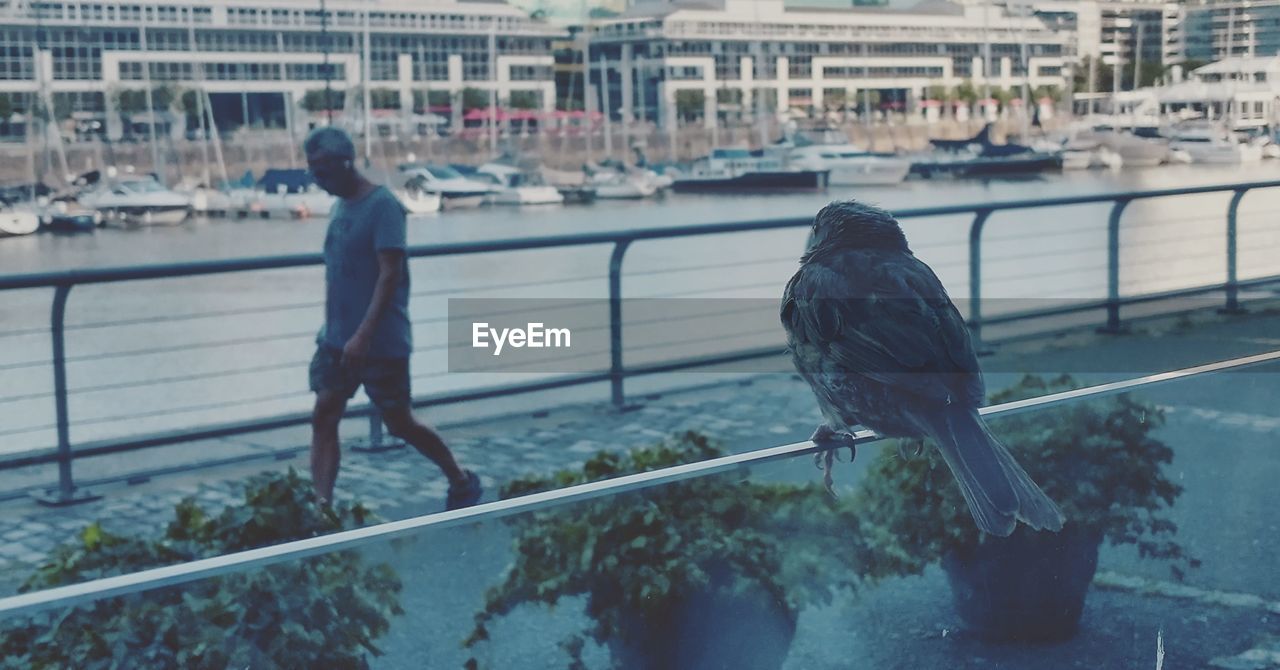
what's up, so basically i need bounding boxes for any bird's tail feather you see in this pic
[921,406,1065,537]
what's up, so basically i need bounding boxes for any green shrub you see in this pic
[855,375,1195,577]
[464,431,906,668]
[0,469,402,669]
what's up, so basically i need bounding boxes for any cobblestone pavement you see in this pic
[0,372,826,591]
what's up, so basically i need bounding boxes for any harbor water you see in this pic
[3,162,1280,455]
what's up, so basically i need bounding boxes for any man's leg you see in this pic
[381,406,466,485]
[311,390,349,504]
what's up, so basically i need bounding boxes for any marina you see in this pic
[4,0,1280,664]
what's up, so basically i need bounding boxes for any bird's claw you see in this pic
[811,426,857,498]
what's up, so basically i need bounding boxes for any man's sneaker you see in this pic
[445,470,483,511]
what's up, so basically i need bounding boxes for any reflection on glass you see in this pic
[2,368,1277,669]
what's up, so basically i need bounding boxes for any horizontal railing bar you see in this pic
[4,272,1279,471]
[5,181,1278,291]
[976,274,1280,326]
[2,348,1277,618]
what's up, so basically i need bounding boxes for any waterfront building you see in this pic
[583,0,1073,129]
[0,0,563,141]
[1184,0,1280,63]
[1020,0,1182,88]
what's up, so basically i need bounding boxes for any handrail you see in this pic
[2,348,1278,618]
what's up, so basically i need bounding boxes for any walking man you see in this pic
[304,127,482,510]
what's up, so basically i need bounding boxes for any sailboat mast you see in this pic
[138,19,163,182]
[599,54,613,158]
[31,3,70,184]
[362,3,372,165]
[488,25,498,159]
[982,0,991,103]
[320,0,333,124]
[188,20,210,185]
[203,89,228,186]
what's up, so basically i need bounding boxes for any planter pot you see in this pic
[941,525,1102,642]
[605,569,798,670]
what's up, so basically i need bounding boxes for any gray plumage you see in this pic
[780,200,1064,537]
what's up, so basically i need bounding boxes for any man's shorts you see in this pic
[309,345,412,411]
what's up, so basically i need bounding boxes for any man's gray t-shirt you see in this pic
[319,186,412,358]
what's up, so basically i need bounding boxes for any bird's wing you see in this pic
[781,250,984,406]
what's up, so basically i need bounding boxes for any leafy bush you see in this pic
[855,375,1195,576]
[0,469,402,670]
[464,431,907,668]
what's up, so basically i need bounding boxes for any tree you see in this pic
[926,84,949,101]
[715,88,742,105]
[413,90,453,111]
[461,87,488,110]
[508,90,540,110]
[370,88,400,110]
[823,88,847,109]
[299,89,344,112]
[0,93,12,120]
[954,80,978,104]
[675,89,704,121]
[150,85,177,112]
[860,89,882,109]
[1136,62,1166,88]
[112,88,147,115]
[1032,85,1062,102]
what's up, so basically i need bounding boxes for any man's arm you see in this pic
[342,249,403,369]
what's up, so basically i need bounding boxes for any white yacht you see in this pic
[395,175,443,214]
[589,169,661,200]
[671,147,828,193]
[0,205,40,237]
[397,164,493,210]
[1166,124,1264,164]
[77,176,192,225]
[476,164,564,206]
[784,129,911,186]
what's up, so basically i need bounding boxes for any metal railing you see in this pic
[2,179,1280,504]
[1,347,1278,618]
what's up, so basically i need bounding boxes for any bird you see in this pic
[780,200,1064,537]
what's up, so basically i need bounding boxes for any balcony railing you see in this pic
[1,181,1279,504]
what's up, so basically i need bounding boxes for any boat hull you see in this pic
[440,193,488,210]
[399,191,442,214]
[102,206,191,226]
[826,161,911,186]
[594,182,658,200]
[43,213,99,233]
[0,209,40,236]
[910,154,1062,178]
[1173,145,1264,164]
[493,187,564,206]
[671,171,829,193]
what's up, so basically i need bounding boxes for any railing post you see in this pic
[968,208,994,355]
[1098,198,1130,334]
[609,239,632,409]
[351,408,403,453]
[1220,188,1248,314]
[34,284,100,506]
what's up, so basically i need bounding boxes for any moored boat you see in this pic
[670,147,828,193]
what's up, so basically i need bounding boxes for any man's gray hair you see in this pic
[304,126,356,160]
